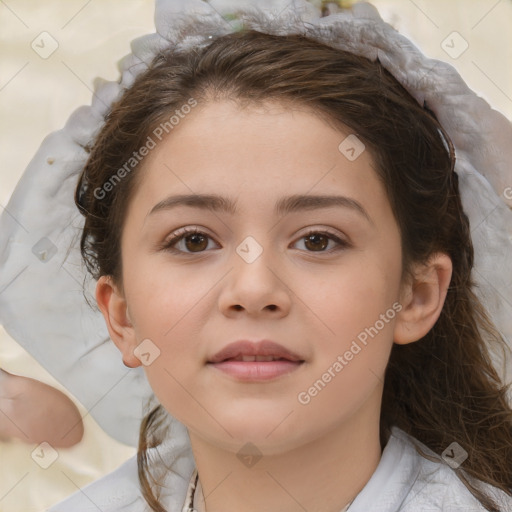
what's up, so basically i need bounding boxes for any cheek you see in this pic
[125,255,213,338]
[290,272,398,435]
[296,251,401,389]
[126,267,212,423]
[299,253,401,342]
[122,259,214,402]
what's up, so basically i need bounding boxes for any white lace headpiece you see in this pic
[0,0,511,447]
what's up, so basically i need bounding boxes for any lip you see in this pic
[208,340,304,364]
[207,340,305,382]
[209,360,303,381]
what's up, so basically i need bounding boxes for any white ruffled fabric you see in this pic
[46,425,512,511]
[0,0,511,450]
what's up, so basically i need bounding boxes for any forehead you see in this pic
[125,99,388,222]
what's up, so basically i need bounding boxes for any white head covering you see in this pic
[0,0,511,447]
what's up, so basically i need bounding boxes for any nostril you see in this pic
[230,304,277,311]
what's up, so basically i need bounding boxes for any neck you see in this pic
[187,388,384,512]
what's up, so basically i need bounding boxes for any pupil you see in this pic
[306,234,327,251]
[186,234,207,252]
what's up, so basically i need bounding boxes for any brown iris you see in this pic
[303,233,329,251]
[184,233,209,252]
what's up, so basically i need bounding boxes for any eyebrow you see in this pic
[147,193,372,223]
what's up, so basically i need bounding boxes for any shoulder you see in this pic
[349,427,512,512]
[389,428,512,512]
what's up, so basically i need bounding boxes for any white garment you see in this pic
[47,425,512,512]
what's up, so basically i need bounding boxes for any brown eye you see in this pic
[161,228,218,254]
[304,233,329,251]
[293,230,349,253]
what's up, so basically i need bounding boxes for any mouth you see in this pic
[207,340,305,381]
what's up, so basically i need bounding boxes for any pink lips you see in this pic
[207,340,304,381]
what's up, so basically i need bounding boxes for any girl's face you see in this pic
[107,100,405,454]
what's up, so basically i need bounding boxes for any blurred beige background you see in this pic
[0,1,511,511]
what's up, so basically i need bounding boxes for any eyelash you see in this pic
[159,227,350,255]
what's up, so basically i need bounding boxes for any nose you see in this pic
[217,241,292,318]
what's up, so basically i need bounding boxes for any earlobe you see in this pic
[393,253,452,345]
[95,275,142,368]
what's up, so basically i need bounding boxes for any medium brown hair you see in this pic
[76,29,512,511]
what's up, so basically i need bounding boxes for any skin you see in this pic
[0,368,84,448]
[96,100,452,512]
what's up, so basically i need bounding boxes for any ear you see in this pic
[95,275,142,368]
[393,253,452,345]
